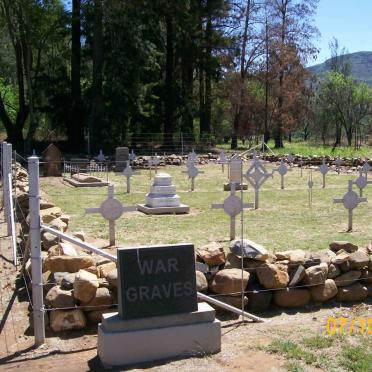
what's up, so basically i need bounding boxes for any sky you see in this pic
[311,0,372,66]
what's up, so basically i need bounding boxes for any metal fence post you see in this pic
[28,155,45,346]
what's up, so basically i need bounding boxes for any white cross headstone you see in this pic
[361,160,371,180]
[129,149,137,163]
[273,159,291,189]
[354,169,372,197]
[211,183,254,240]
[96,150,106,162]
[122,161,140,193]
[333,157,343,174]
[318,158,329,188]
[287,154,294,167]
[152,153,161,174]
[182,161,204,191]
[244,153,272,209]
[218,151,228,173]
[85,185,137,245]
[333,180,367,232]
[308,169,314,207]
[187,149,198,164]
[300,158,304,177]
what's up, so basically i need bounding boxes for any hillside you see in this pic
[308,51,372,85]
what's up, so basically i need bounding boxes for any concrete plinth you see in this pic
[223,182,248,191]
[64,178,110,187]
[98,303,221,368]
[137,204,190,215]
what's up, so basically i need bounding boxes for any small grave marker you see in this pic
[308,169,314,207]
[361,160,371,181]
[212,183,254,240]
[129,149,137,163]
[85,185,136,245]
[354,169,372,197]
[318,158,329,188]
[287,154,294,167]
[300,158,304,177]
[273,159,291,189]
[333,157,343,174]
[96,150,106,162]
[244,153,272,209]
[218,151,228,173]
[182,161,204,191]
[123,162,140,193]
[333,180,367,232]
[187,149,198,164]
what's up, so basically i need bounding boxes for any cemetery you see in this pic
[1,144,371,370]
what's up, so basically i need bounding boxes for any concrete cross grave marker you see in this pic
[212,183,254,240]
[361,160,371,181]
[123,161,140,193]
[333,157,343,174]
[218,151,228,173]
[85,185,137,245]
[354,169,372,197]
[96,150,106,162]
[318,158,329,188]
[187,149,198,164]
[273,158,291,189]
[308,169,314,207]
[286,154,294,167]
[129,149,137,163]
[244,153,272,209]
[182,161,204,191]
[300,158,304,177]
[152,153,161,175]
[333,180,367,232]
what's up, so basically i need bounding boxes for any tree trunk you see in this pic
[69,0,84,151]
[163,14,174,148]
[91,0,104,153]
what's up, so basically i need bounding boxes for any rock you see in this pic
[50,309,86,332]
[275,250,306,264]
[360,269,372,284]
[246,282,272,312]
[348,250,369,270]
[224,253,266,270]
[40,207,63,223]
[42,232,60,250]
[60,214,70,224]
[73,270,99,302]
[59,242,78,257]
[48,245,63,256]
[310,279,338,302]
[230,239,268,261]
[335,283,368,302]
[209,269,249,294]
[48,218,68,232]
[339,260,352,272]
[106,269,118,288]
[97,262,117,278]
[43,255,94,273]
[327,264,341,279]
[73,231,85,241]
[87,309,113,324]
[72,173,101,183]
[52,272,69,286]
[367,283,372,297]
[256,264,289,289]
[80,287,113,311]
[40,200,55,209]
[274,288,311,308]
[303,263,328,285]
[196,271,208,292]
[61,273,76,290]
[317,250,336,265]
[45,286,76,308]
[329,241,358,253]
[85,266,99,276]
[288,265,306,287]
[213,295,248,309]
[334,270,361,287]
[197,242,226,266]
[98,278,111,289]
[331,249,349,265]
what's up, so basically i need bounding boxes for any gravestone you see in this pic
[333,157,343,174]
[129,149,136,163]
[308,169,314,207]
[122,162,140,193]
[212,183,253,240]
[218,151,228,173]
[244,153,272,209]
[115,147,129,171]
[224,155,247,191]
[137,172,189,214]
[182,161,204,191]
[42,143,62,176]
[96,150,106,162]
[273,159,290,189]
[318,158,329,188]
[97,244,221,367]
[85,185,136,245]
[333,180,367,232]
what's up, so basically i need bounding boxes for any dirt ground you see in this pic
[0,207,370,372]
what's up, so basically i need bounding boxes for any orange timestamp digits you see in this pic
[326,317,372,336]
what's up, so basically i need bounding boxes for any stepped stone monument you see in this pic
[137,172,190,214]
[98,244,221,368]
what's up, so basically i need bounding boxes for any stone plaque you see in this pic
[118,244,198,320]
[115,147,129,171]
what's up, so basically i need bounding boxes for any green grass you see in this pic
[217,140,372,159]
[265,331,372,372]
[40,162,372,252]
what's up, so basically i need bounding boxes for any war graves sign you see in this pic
[117,244,197,320]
